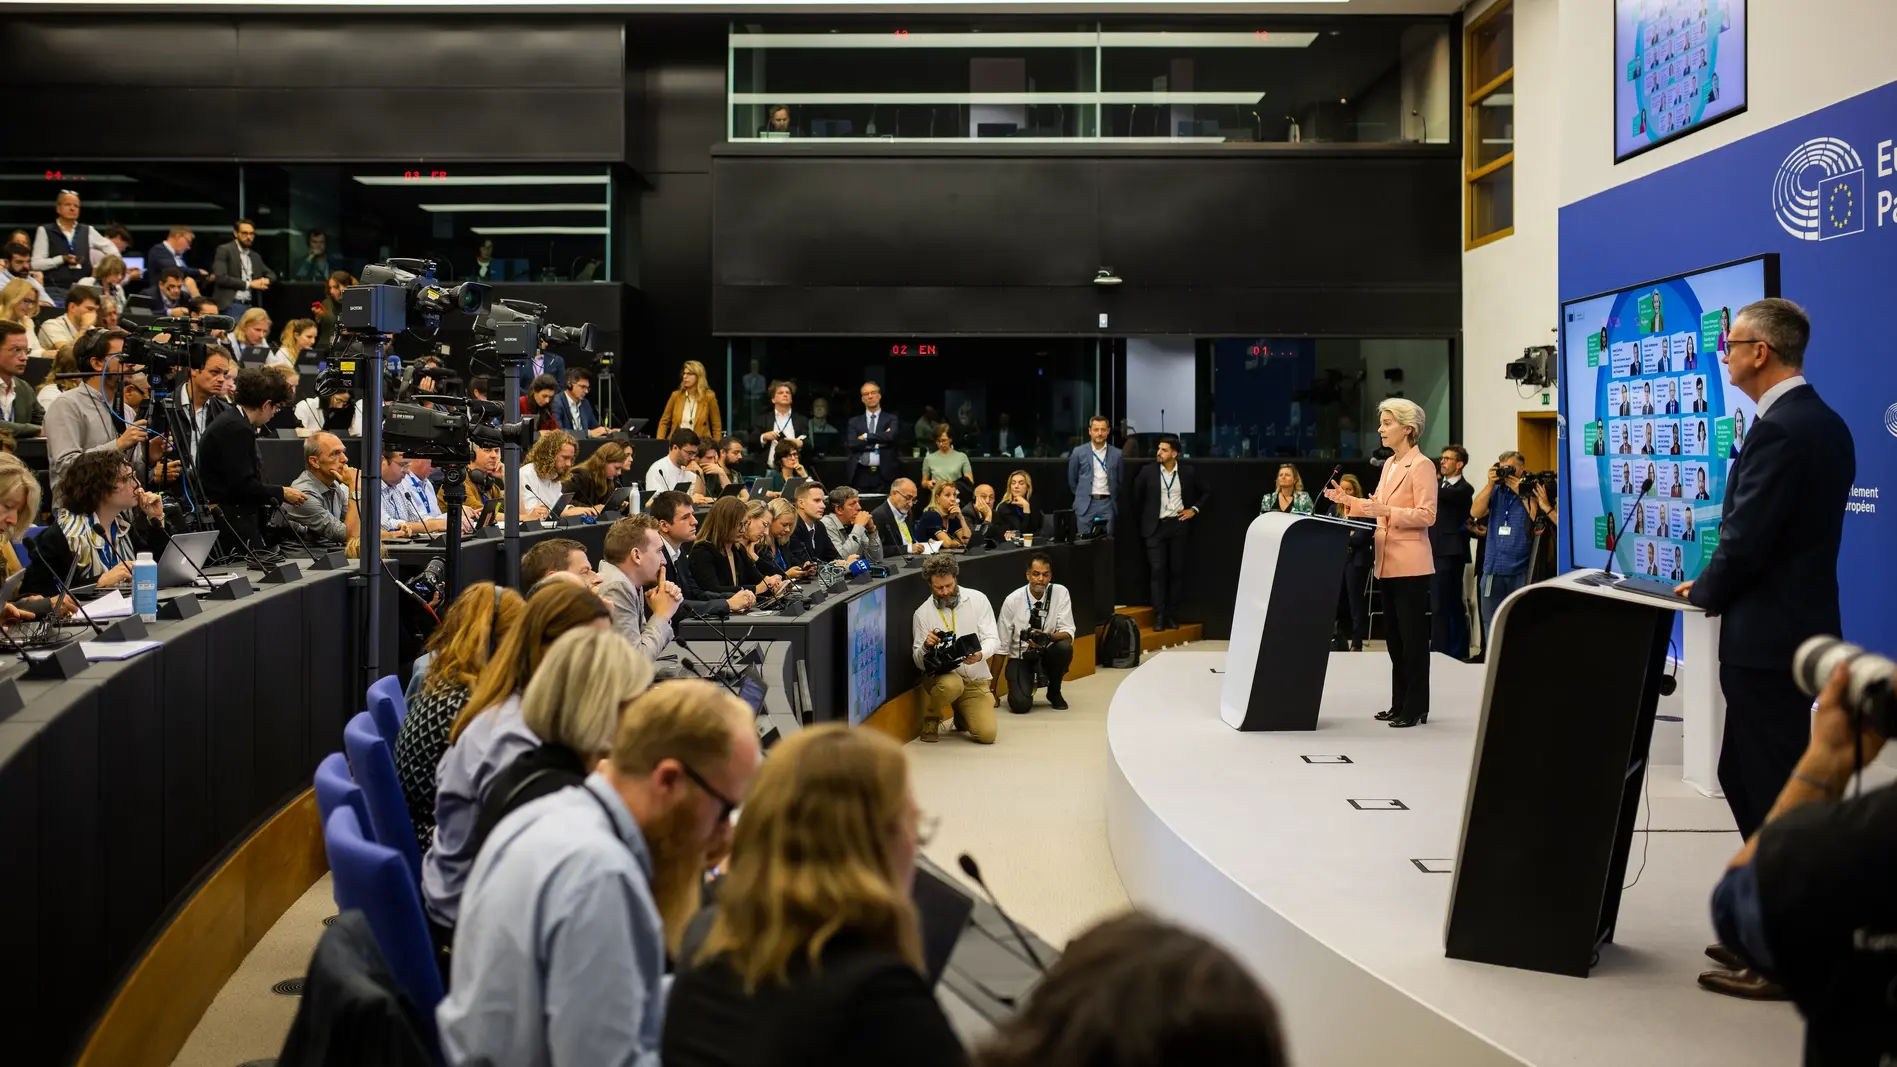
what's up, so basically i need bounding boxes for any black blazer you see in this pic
[870,501,912,555]
[197,407,283,509]
[1430,477,1475,562]
[1130,462,1210,541]
[23,517,169,597]
[663,930,966,1067]
[843,410,901,485]
[663,543,730,618]
[689,540,764,597]
[993,501,1039,539]
[785,518,839,568]
[1688,384,1855,669]
[752,409,810,450]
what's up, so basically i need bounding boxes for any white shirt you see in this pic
[997,583,1076,658]
[295,397,364,437]
[1157,463,1184,519]
[911,588,999,682]
[520,466,566,516]
[645,454,692,495]
[1090,444,1109,495]
[0,375,19,422]
[266,346,296,368]
[1752,375,1807,421]
[763,406,796,469]
[30,220,117,272]
[1442,473,1463,487]
[679,395,698,432]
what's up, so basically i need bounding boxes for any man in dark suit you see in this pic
[148,267,194,318]
[210,219,277,313]
[551,367,605,437]
[871,477,926,557]
[512,342,567,393]
[784,481,842,568]
[647,489,746,617]
[1430,444,1475,659]
[146,227,214,295]
[750,380,808,471]
[197,365,307,553]
[1129,435,1208,632]
[1676,299,1854,1000]
[844,380,899,495]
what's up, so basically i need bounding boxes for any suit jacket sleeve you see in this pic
[1068,448,1085,499]
[202,418,284,507]
[210,246,237,304]
[1689,424,1796,616]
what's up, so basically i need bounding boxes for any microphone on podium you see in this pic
[1598,476,1654,579]
[958,852,1047,974]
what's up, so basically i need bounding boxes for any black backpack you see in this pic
[1099,614,1144,669]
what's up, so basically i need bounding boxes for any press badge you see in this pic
[1498,525,1513,537]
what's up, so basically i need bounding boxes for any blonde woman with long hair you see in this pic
[0,451,70,623]
[662,725,961,1066]
[270,317,317,369]
[658,359,723,439]
[0,278,45,357]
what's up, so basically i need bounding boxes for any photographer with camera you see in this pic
[1469,450,1542,650]
[995,552,1076,713]
[912,553,1000,745]
[44,328,162,508]
[196,365,307,551]
[1709,640,1897,1063]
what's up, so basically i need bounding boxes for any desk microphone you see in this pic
[38,537,106,638]
[957,853,1047,975]
[1598,476,1653,579]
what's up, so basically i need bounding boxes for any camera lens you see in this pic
[1794,636,1862,699]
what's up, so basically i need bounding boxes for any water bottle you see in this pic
[132,551,158,622]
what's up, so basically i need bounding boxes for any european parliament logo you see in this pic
[1885,402,1897,440]
[1773,137,1865,241]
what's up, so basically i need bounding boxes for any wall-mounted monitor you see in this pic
[1558,253,1777,581]
[1615,0,1747,163]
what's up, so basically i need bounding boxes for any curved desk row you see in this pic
[1,568,356,1067]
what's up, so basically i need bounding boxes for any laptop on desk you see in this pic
[157,531,221,589]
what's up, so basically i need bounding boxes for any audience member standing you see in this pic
[663,725,964,1067]
[752,380,808,474]
[210,219,277,313]
[1330,474,1374,652]
[1430,444,1475,659]
[439,680,761,1067]
[1673,298,1855,1000]
[973,913,1286,1067]
[392,582,525,855]
[845,380,899,495]
[920,422,972,497]
[32,191,115,306]
[912,553,1000,744]
[196,366,307,551]
[658,359,724,440]
[1470,450,1537,650]
[146,227,214,297]
[289,230,335,281]
[44,329,156,508]
[1130,435,1208,633]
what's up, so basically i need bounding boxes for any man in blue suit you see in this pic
[1674,298,1855,1001]
[551,367,606,437]
[1067,415,1122,536]
[843,380,899,495]
[145,227,213,296]
[513,341,566,393]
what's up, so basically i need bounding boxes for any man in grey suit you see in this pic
[210,219,277,312]
[1067,415,1123,536]
[594,513,684,672]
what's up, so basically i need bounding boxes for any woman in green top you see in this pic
[920,422,972,493]
[1260,463,1315,515]
[763,438,807,499]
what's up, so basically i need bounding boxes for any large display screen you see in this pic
[846,587,887,725]
[1615,0,1747,162]
[1559,254,1777,582]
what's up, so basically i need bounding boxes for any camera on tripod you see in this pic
[342,258,491,334]
[923,630,983,676]
[382,400,535,464]
[122,314,234,383]
[474,298,596,359]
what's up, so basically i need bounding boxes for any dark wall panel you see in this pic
[711,148,1460,338]
[1,18,624,161]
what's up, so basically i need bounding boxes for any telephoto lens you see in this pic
[1792,636,1897,737]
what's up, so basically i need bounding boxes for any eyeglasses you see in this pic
[1726,337,1771,352]
[679,760,739,824]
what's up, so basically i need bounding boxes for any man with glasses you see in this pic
[1670,298,1856,1002]
[645,428,713,504]
[45,328,161,508]
[377,450,446,538]
[195,365,307,552]
[441,679,760,1067]
[210,218,276,313]
[174,347,235,472]
[872,477,927,556]
[30,191,116,306]
[0,321,46,439]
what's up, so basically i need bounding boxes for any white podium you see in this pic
[1220,511,1363,731]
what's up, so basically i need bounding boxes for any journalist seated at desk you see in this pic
[565,439,636,515]
[197,365,308,551]
[0,452,72,620]
[28,448,169,595]
[913,482,973,548]
[283,431,355,545]
[690,495,787,601]
[821,485,881,565]
[755,498,813,582]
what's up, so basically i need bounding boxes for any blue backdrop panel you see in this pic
[1560,77,1897,654]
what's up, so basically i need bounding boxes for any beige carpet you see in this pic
[170,874,333,1067]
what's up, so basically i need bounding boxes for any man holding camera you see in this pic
[995,552,1075,713]
[1469,450,1539,652]
[912,553,1000,744]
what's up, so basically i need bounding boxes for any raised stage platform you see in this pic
[1105,648,1802,1067]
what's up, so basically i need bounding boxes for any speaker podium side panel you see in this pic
[1221,513,1350,731]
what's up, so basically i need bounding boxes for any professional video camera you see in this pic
[473,298,596,358]
[121,314,235,382]
[342,258,491,334]
[922,630,984,676]
[1794,636,1896,739]
[382,398,534,463]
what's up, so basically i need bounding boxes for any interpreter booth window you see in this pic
[729,20,1451,145]
[241,163,615,284]
[726,337,1100,460]
[1207,338,1453,460]
[2,162,240,278]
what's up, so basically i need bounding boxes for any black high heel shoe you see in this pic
[1388,711,1430,728]
[1374,708,1397,721]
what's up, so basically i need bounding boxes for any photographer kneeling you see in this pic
[1711,640,1897,1065]
[995,552,1076,713]
[911,553,999,745]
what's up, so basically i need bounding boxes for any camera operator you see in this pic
[911,553,1000,745]
[1470,450,1542,645]
[197,365,307,551]
[43,327,163,509]
[995,552,1076,714]
[173,345,234,470]
[1710,654,1897,1065]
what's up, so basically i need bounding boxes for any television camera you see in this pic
[473,298,596,359]
[342,258,490,334]
[922,630,984,676]
[121,313,235,384]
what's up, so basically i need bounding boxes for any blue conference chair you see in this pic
[323,805,443,1049]
[367,674,408,748]
[313,751,373,844]
[342,711,423,884]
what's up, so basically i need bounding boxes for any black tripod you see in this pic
[437,459,468,601]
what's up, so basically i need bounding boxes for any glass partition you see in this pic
[730,21,1452,145]
[1208,337,1453,460]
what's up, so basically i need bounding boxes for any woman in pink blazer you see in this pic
[1325,399,1439,728]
